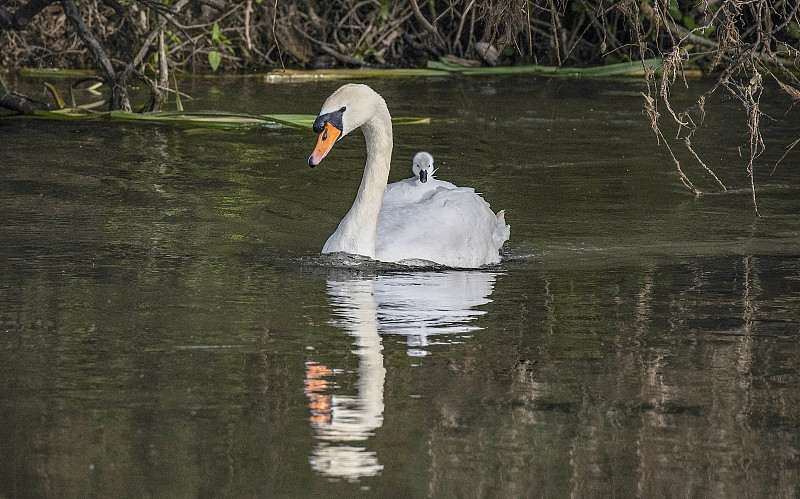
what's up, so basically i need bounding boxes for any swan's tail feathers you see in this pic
[493,210,510,249]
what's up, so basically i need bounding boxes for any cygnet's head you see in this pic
[308,84,388,167]
[412,151,435,183]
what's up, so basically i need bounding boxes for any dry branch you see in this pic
[0,90,51,112]
[59,0,129,110]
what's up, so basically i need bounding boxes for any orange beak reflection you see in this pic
[308,122,342,167]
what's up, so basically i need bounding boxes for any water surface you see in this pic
[1,76,799,497]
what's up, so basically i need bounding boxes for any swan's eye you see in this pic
[322,128,328,141]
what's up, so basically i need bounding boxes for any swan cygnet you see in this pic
[308,83,510,268]
[382,152,457,207]
[412,151,435,183]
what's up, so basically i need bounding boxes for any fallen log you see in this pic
[0,91,51,113]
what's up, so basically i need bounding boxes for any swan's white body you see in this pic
[308,84,509,268]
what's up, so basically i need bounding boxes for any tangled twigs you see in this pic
[156,29,168,110]
[642,92,701,195]
[634,0,799,212]
[295,27,365,66]
[410,0,447,49]
[744,68,765,216]
[59,0,129,110]
[271,0,284,70]
[685,136,726,191]
[0,0,55,30]
[774,138,800,173]
[122,0,190,80]
[244,0,253,51]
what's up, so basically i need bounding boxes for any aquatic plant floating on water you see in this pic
[0,108,430,130]
[427,57,663,78]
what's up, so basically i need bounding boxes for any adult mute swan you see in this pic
[308,84,509,268]
[382,152,456,206]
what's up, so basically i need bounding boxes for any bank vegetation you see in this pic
[1,0,799,209]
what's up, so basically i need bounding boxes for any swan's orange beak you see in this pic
[308,123,342,167]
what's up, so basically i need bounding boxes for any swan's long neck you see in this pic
[322,102,392,258]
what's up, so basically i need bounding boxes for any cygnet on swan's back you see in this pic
[382,152,457,206]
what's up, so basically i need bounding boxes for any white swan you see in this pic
[308,84,509,268]
[382,152,457,206]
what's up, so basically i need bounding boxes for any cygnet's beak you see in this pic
[419,169,428,183]
[308,122,342,167]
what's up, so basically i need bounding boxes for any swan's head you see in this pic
[412,151,434,183]
[308,84,386,167]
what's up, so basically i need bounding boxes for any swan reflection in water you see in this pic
[304,270,499,481]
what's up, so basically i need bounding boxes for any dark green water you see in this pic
[1,76,799,497]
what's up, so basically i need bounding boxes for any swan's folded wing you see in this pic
[376,188,504,267]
